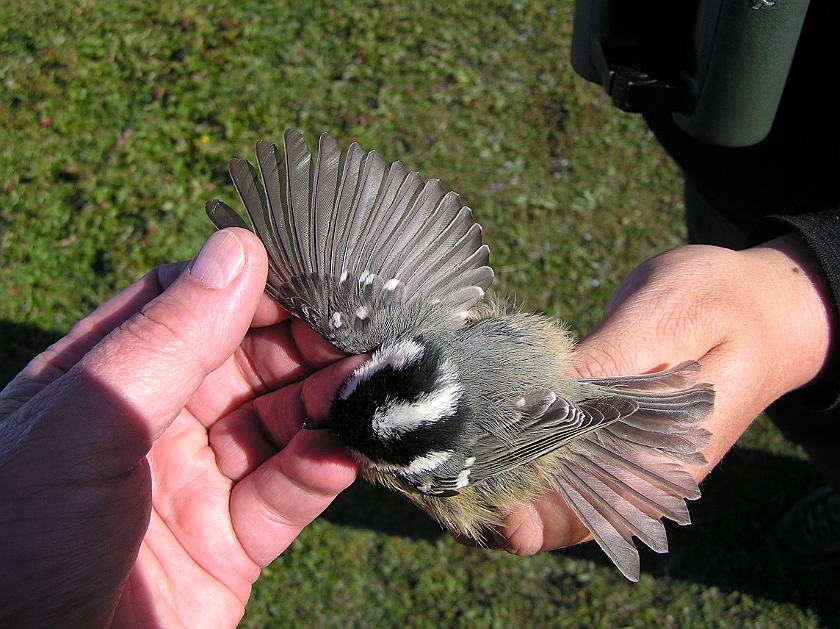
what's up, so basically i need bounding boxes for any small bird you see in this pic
[206,129,714,582]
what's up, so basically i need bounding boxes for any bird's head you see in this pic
[309,336,469,477]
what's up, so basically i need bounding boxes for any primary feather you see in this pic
[208,129,491,353]
[205,130,714,582]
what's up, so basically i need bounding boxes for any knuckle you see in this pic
[498,506,546,556]
[111,296,205,371]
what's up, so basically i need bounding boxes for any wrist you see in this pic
[742,234,834,396]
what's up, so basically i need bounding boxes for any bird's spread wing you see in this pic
[206,130,493,353]
[432,361,714,582]
[466,392,639,480]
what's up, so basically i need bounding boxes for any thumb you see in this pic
[34,228,268,477]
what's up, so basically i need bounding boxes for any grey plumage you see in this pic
[205,130,714,582]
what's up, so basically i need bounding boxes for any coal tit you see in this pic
[206,130,714,582]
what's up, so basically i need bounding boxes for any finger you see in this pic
[494,493,593,556]
[185,308,350,429]
[251,296,295,328]
[160,258,291,329]
[255,353,367,448]
[187,319,359,429]
[186,320,313,428]
[291,317,348,369]
[230,428,358,566]
[210,354,368,482]
[16,228,269,480]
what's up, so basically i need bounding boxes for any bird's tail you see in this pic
[553,361,714,581]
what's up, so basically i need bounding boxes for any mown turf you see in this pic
[1,1,836,627]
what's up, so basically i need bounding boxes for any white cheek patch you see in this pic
[338,338,426,400]
[371,381,462,441]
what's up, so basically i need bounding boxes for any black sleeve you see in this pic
[751,211,840,329]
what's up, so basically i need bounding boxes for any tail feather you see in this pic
[554,474,643,582]
[548,362,713,580]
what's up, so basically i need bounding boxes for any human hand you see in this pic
[492,234,834,555]
[0,228,362,629]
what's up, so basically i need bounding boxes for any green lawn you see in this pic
[1,1,836,627]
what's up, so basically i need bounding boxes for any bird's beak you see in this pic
[303,417,334,430]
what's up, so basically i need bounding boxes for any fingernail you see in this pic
[190,230,245,289]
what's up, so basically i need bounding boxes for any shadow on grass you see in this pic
[322,478,449,542]
[324,442,840,627]
[0,321,64,389]
[658,447,840,627]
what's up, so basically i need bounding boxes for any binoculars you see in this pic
[571,0,811,147]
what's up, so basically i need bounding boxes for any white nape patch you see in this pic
[384,278,400,291]
[330,312,343,328]
[371,379,462,441]
[355,306,370,320]
[338,338,425,400]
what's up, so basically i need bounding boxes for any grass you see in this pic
[1,1,836,627]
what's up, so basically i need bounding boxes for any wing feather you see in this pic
[407,214,483,291]
[466,394,631,480]
[363,171,426,271]
[328,142,366,279]
[205,199,249,230]
[255,140,302,277]
[396,191,463,284]
[282,130,314,272]
[205,130,493,353]
[227,157,292,286]
[352,161,412,273]
[376,179,447,280]
[312,133,342,272]
[337,150,389,276]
